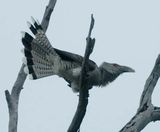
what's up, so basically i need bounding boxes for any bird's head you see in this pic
[98,62,135,86]
[100,62,135,75]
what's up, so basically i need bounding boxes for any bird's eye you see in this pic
[113,64,119,67]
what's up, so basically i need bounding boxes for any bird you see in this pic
[21,17,135,92]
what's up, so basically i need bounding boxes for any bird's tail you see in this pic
[21,17,59,79]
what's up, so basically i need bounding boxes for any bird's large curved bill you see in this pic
[123,66,135,73]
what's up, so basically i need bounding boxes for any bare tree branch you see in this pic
[120,54,160,132]
[5,64,26,132]
[138,55,160,112]
[5,1,57,132]
[67,14,95,132]
[41,0,57,32]
[152,106,160,121]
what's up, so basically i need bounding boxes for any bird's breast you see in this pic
[72,67,81,77]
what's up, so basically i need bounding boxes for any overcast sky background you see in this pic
[1,0,160,132]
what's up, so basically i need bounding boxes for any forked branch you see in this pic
[120,54,160,132]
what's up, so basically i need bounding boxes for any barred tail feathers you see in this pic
[22,47,55,79]
[21,17,60,79]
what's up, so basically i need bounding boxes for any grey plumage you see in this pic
[21,18,135,92]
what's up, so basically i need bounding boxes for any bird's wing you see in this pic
[21,18,96,80]
[54,48,97,71]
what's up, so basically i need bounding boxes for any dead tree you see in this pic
[5,0,160,132]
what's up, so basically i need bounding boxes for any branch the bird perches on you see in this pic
[67,14,95,132]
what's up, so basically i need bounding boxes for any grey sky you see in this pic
[0,0,160,131]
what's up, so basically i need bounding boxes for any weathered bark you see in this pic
[120,54,160,132]
[5,0,57,132]
[5,64,26,132]
[67,14,95,132]
[41,0,57,32]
